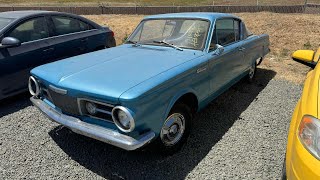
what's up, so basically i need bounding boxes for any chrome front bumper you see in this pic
[30,97,155,151]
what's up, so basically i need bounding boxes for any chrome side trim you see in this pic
[196,67,207,73]
[49,85,67,95]
[31,97,155,151]
[21,29,99,45]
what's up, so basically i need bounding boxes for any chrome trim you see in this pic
[196,67,207,73]
[20,29,99,45]
[78,98,114,112]
[28,76,40,96]
[160,113,185,146]
[112,106,135,133]
[77,98,115,123]
[31,97,155,151]
[49,85,67,95]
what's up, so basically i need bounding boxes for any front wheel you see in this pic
[152,104,192,155]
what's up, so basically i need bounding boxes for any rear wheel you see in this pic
[247,60,257,83]
[153,104,192,155]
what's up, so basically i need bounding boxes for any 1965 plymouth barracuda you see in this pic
[29,13,270,153]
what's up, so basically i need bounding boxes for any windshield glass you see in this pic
[128,18,210,50]
[0,17,14,30]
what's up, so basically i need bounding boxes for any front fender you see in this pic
[163,88,198,120]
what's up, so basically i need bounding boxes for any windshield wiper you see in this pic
[153,40,183,51]
[126,40,141,47]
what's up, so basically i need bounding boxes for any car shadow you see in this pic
[49,68,276,179]
[0,92,31,118]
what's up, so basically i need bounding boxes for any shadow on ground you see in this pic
[49,68,276,179]
[0,92,31,118]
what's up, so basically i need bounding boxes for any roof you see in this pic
[0,10,60,19]
[144,12,239,22]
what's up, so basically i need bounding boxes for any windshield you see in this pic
[127,18,210,50]
[0,17,13,30]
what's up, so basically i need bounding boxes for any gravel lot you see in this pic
[0,68,302,179]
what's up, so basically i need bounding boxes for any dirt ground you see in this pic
[85,12,320,83]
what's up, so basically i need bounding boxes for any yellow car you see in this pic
[283,47,320,179]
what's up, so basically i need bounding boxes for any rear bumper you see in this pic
[31,97,155,151]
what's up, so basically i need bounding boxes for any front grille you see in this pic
[40,84,80,115]
[78,99,114,122]
[48,89,80,115]
[40,84,114,122]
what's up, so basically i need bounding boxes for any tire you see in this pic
[152,104,192,155]
[281,158,287,180]
[247,60,257,83]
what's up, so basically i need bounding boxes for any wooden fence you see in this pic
[0,4,318,15]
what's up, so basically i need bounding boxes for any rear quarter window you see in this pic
[52,16,94,36]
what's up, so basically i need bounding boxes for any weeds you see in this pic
[122,34,129,44]
[303,41,312,49]
[280,48,290,57]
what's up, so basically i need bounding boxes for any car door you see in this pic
[208,18,245,94]
[47,16,97,60]
[0,16,51,97]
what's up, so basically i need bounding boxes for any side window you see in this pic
[7,17,49,43]
[210,18,241,49]
[216,19,235,46]
[52,16,92,36]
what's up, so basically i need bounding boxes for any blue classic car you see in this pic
[30,13,269,153]
[0,11,115,100]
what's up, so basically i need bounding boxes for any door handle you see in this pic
[81,38,89,42]
[238,47,246,51]
[43,47,54,52]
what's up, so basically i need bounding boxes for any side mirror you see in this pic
[213,44,224,55]
[292,50,316,68]
[0,37,21,49]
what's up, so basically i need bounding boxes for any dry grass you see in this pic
[85,12,320,84]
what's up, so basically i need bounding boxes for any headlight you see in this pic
[298,115,320,159]
[85,102,97,115]
[28,76,40,96]
[112,106,135,132]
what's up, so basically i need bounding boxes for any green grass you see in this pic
[0,0,319,6]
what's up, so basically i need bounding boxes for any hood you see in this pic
[31,44,203,102]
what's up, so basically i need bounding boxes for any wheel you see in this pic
[152,104,192,155]
[247,60,257,83]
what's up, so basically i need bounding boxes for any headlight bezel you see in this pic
[298,115,320,160]
[112,106,135,133]
[28,76,40,97]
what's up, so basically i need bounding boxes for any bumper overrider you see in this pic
[30,97,155,151]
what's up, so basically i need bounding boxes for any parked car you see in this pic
[283,47,320,179]
[30,13,269,153]
[0,10,116,100]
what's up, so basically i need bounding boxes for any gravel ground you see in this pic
[0,68,302,180]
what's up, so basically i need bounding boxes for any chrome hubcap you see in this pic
[160,113,185,146]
